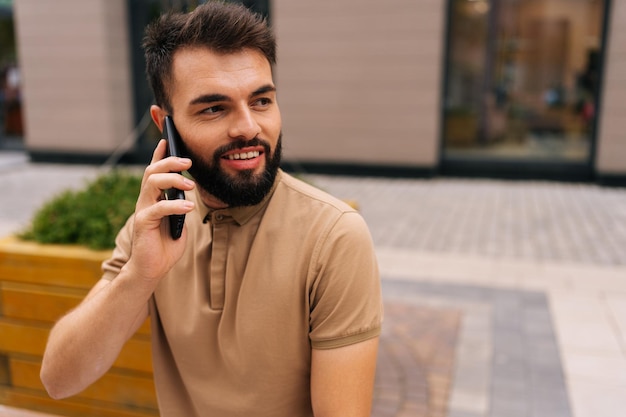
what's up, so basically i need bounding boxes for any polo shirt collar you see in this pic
[197,170,282,226]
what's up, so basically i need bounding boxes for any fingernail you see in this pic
[178,157,191,164]
[183,178,195,187]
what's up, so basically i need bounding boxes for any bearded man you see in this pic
[40,3,382,416]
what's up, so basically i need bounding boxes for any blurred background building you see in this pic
[0,0,624,184]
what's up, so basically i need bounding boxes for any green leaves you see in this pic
[20,171,142,250]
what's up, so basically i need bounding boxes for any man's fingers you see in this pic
[134,199,195,230]
[143,156,192,184]
[134,139,195,226]
[136,173,195,208]
[150,139,168,165]
[143,140,192,186]
[151,139,192,171]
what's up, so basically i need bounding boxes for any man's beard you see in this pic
[180,134,282,207]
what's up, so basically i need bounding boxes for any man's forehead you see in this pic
[169,47,273,94]
[172,46,271,73]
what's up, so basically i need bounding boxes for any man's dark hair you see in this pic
[143,1,276,113]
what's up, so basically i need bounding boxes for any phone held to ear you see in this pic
[163,115,186,240]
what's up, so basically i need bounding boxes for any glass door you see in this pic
[442,0,608,177]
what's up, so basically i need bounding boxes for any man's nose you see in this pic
[228,107,261,140]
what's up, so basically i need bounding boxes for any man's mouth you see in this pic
[219,146,266,171]
[225,150,261,161]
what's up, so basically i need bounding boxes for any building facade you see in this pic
[8,0,626,183]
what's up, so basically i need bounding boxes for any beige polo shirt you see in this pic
[102,170,382,417]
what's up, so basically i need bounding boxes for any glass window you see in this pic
[442,0,606,166]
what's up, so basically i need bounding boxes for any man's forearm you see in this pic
[40,270,152,399]
[311,338,379,417]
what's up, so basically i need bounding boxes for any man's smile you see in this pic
[224,150,262,161]
[220,146,265,171]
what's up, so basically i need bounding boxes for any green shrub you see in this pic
[20,171,142,250]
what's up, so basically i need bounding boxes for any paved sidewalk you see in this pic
[1,152,626,417]
[311,174,626,417]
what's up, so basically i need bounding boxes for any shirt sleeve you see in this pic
[101,215,134,281]
[308,211,383,349]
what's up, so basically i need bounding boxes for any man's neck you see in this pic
[197,187,229,210]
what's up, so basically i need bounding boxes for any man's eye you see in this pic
[202,105,223,114]
[254,98,272,107]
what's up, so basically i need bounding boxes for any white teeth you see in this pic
[227,151,260,160]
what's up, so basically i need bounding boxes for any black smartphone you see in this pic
[163,115,186,240]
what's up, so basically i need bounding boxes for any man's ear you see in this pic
[150,105,167,132]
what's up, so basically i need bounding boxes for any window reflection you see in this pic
[443,0,605,163]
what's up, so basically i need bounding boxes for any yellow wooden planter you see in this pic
[0,236,157,417]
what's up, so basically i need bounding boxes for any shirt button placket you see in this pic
[209,213,227,310]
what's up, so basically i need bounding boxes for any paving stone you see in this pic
[382,280,573,417]
[490,396,528,417]
[448,411,484,417]
[310,175,626,267]
[373,301,461,417]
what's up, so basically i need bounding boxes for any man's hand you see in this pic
[125,139,195,283]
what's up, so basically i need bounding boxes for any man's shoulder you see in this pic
[274,171,356,215]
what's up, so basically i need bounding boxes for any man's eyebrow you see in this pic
[251,84,276,97]
[189,93,230,106]
[188,85,276,106]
